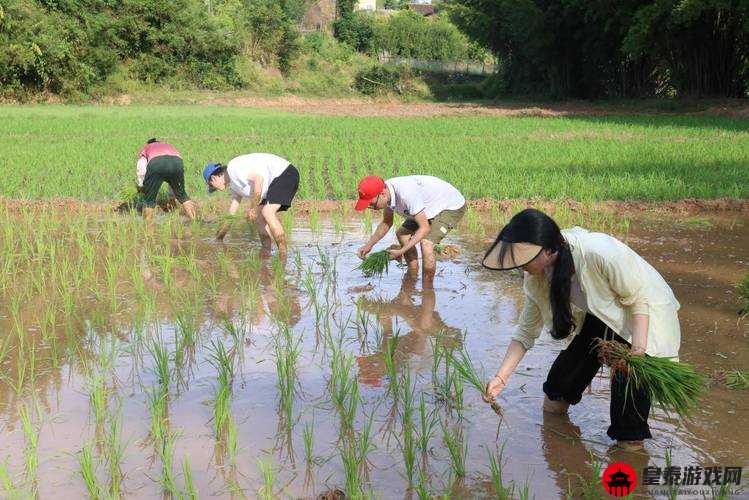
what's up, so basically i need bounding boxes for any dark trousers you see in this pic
[543,313,652,441]
[142,155,189,207]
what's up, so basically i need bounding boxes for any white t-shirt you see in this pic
[386,176,465,219]
[226,153,290,199]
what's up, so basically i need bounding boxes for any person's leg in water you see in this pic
[396,227,420,278]
[419,238,436,290]
[543,314,651,449]
[141,162,165,223]
[542,314,606,415]
[259,203,287,258]
[163,157,196,220]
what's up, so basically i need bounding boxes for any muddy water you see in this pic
[0,211,747,499]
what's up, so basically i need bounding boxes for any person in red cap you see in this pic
[355,175,466,288]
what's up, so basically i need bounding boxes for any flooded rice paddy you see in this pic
[0,205,747,499]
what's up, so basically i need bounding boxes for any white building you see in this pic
[357,0,377,11]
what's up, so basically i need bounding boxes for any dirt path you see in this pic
[98,93,749,118]
[2,196,747,216]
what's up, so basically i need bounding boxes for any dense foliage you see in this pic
[334,9,483,62]
[447,0,748,98]
[0,0,242,98]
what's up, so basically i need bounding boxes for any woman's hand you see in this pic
[357,245,372,260]
[483,374,507,403]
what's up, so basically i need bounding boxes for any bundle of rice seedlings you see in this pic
[725,370,748,390]
[449,348,505,419]
[357,250,390,278]
[596,339,706,418]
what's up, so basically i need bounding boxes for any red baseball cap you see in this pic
[355,175,385,211]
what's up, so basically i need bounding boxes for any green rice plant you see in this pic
[488,445,514,499]
[207,340,235,437]
[596,340,706,418]
[382,332,401,399]
[517,479,532,500]
[19,405,38,488]
[340,438,363,499]
[257,459,274,500]
[147,337,171,395]
[147,386,169,444]
[104,408,126,498]
[78,443,103,499]
[303,421,315,466]
[182,456,197,500]
[156,429,180,498]
[88,372,108,432]
[440,419,466,478]
[357,251,390,278]
[415,466,430,500]
[0,460,22,499]
[725,370,748,390]
[274,324,302,430]
[417,393,438,459]
[397,368,418,485]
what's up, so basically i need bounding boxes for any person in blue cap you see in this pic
[203,153,300,257]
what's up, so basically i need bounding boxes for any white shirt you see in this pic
[385,175,465,219]
[227,153,290,199]
[513,227,681,358]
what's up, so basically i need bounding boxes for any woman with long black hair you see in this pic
[482,209,681,450]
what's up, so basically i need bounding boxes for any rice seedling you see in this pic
[182,456,198,500]
[147,386,169,444]
[303,421,315,466]
[357,250,390,278]
[440,419,466,478]
[725,370,748,389]
[596,339,707,418]
[147,337,172,396]
[88,372,108,432]
[487,445,514,500]
[565,452,602,500]
[257,459,274,500]
[207,340,235,440]
[382,332,401,399]
[0,460,22,499]
[19,405,38,488]
[104,407,126,497]
[157,429,181,498]
[274,324,302,430]
[449,347,505,418]
[417,393,438,459]
[78,443,103,499]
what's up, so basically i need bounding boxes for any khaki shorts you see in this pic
[399,205,466,244]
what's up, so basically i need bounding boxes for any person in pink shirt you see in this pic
[136,138,196,221]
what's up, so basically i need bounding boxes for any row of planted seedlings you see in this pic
[0,200,277,497]
[278,246,535,499]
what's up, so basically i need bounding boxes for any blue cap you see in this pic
[203,163,222,193]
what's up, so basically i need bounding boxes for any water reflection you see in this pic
[355,274,462,388]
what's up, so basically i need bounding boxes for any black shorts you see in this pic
[261,165,299,211]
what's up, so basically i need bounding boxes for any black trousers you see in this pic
[543,313,653,441]
[142,155,190,207]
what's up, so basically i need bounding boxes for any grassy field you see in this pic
[1,105,747,202]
